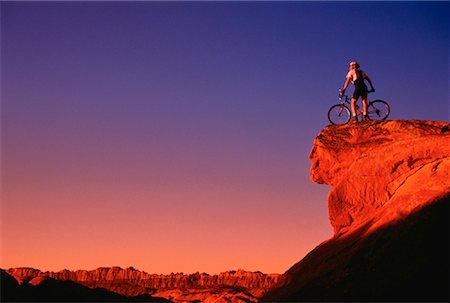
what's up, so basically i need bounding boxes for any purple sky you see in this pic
[1,1,448,274]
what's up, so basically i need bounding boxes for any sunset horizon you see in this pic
[2,0,448,281]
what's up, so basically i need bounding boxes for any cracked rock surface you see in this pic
[309,120,450,235]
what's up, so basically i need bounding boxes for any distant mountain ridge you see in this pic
[5,267,280,302]
[1,269,170,302]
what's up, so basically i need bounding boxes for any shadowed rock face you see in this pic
[5,267,280,303]
[262,120,449,302]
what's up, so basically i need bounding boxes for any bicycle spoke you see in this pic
[328,104,351,124]
[367,100,390,120]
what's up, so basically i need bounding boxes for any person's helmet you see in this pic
[350,61,360,69]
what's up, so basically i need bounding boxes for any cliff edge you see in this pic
[262,120,449,302]
[310,119,449,235]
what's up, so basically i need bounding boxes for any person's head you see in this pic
[349,61,360,70]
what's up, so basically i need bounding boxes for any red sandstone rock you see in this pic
[309,120,450,234]
[262,119,449,302]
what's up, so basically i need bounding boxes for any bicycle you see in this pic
[327,89,390,125]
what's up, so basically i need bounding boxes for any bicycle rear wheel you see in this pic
[328,104,351,125]
[367,100,390,120]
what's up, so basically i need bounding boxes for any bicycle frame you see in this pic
[328,90,390,124]
[329,89,390,125]
[339,94,367,115]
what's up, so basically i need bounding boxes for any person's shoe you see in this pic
[362,114,370,121]
[351,116,359,123]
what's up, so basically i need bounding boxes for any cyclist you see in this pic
[339,61,375,122]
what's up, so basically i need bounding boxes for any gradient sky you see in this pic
[1,1,448,275]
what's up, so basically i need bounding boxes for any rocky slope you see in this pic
[5,267,280,303]
[262,120,449,301]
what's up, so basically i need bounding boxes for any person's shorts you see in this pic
[352,85,368,99]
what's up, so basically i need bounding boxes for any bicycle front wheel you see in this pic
[328,104,351,125]
[367,100,390,120]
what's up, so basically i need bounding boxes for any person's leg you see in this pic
[362,96,370,120]
[362,97,368,115]
[351,88,363,122]
[361,89,369,120]
[351,98,358,122]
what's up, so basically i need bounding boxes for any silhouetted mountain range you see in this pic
[2,268,279,303]
[1,269,170,302]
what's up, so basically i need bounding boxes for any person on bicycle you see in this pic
[340,61,375,122]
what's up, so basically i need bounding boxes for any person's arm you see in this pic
[365,76,375,91]
[363,71,375,91]
[340,76,351,97]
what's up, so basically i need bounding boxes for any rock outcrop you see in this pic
[6,267,280,303]
[263,120,449,302]
[310,120,449,235]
